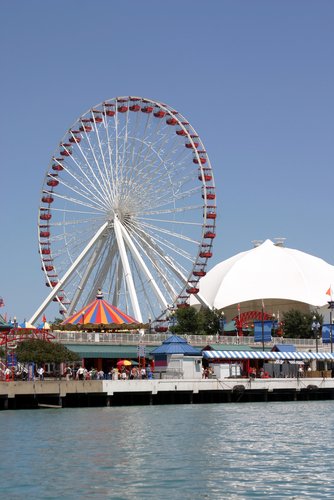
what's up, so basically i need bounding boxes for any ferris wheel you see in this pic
[30,96,216,325]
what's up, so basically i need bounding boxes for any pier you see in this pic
[1,377,334,410]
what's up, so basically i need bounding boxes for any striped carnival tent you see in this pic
[61,291,139,326]
[203,350,334,361]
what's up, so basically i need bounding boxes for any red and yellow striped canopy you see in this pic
[62,298,139,325]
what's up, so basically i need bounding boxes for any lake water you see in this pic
[1,401,333,499]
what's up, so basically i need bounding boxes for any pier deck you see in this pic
[1,377,334,409]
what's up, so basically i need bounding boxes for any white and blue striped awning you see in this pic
[202,350,334,361]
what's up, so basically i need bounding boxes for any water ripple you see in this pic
[1,401,334,498]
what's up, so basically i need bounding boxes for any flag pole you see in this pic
[327,286,333,354]
[261,300,265,351]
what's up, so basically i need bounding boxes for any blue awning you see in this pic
[202,350,334,361]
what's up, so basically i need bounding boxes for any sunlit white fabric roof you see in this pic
[191,239,334,309]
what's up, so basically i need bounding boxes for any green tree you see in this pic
[16,339,80,364]
[51,317,64,328]
[197,307,221,335]
[170,306,222,336]
[171,307,201,335]
[282,309,323,338]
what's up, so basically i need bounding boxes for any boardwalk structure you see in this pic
[1,376,334,410]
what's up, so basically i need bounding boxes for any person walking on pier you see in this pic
[37,366,44,381]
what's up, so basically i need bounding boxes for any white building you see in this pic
[191,239,334,321]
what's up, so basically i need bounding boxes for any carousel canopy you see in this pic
[62,296,140,325]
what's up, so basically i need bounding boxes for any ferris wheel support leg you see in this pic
[29,222,109,324]
[119,222,168,310]
[113,259,123,307]
[85,242,117,305]
[67,235,107,316]
[194,292,212,310]
[113,216,143,323]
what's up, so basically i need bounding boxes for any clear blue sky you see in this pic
[1,0,333,322]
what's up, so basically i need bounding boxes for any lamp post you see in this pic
[272,313,276,338]
[328,301,334,353]
[82,310,86,330]
[312,315,320,353]
[219,312,225,342]
[261,303,265,351]
[331,311,333,354]
[148,316,152,335]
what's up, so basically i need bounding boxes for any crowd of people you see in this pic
[0,363,155,381]
[64,365,154,381]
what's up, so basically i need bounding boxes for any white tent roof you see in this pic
[191,239,334,310]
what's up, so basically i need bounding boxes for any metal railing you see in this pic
[51,330,330,351]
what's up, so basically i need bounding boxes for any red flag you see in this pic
[42,314,47,322]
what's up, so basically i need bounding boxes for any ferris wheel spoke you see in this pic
[129,222,194,265]
[83,133,114,206]
[139,184,202,213]
[138,203,203,216]
[135,146,188,192]
[72,141,112,205]
[136,219,200,246]
[64,145,111,206]
[46,189,106,213]
[129,221,192,271]
[119,104,132,181]
[49,216,104,228]
[132,114,151,171]
[102,108,118,201]
[92,116,116,206]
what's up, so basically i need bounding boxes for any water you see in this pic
[1,401,334,499]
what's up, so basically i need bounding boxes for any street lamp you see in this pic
[148,316,152,335]
[272,313,276,337]
[261,303,265,351]
[219,312,225,341]
[82,310,86,329]
[312,315,320,353]
[328,300,334,353]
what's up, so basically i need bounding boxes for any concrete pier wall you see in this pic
[1,377,334,410]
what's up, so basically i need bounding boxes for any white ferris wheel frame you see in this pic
[30,96,215,325]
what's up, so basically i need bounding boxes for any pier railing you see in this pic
[52,331,330,351]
